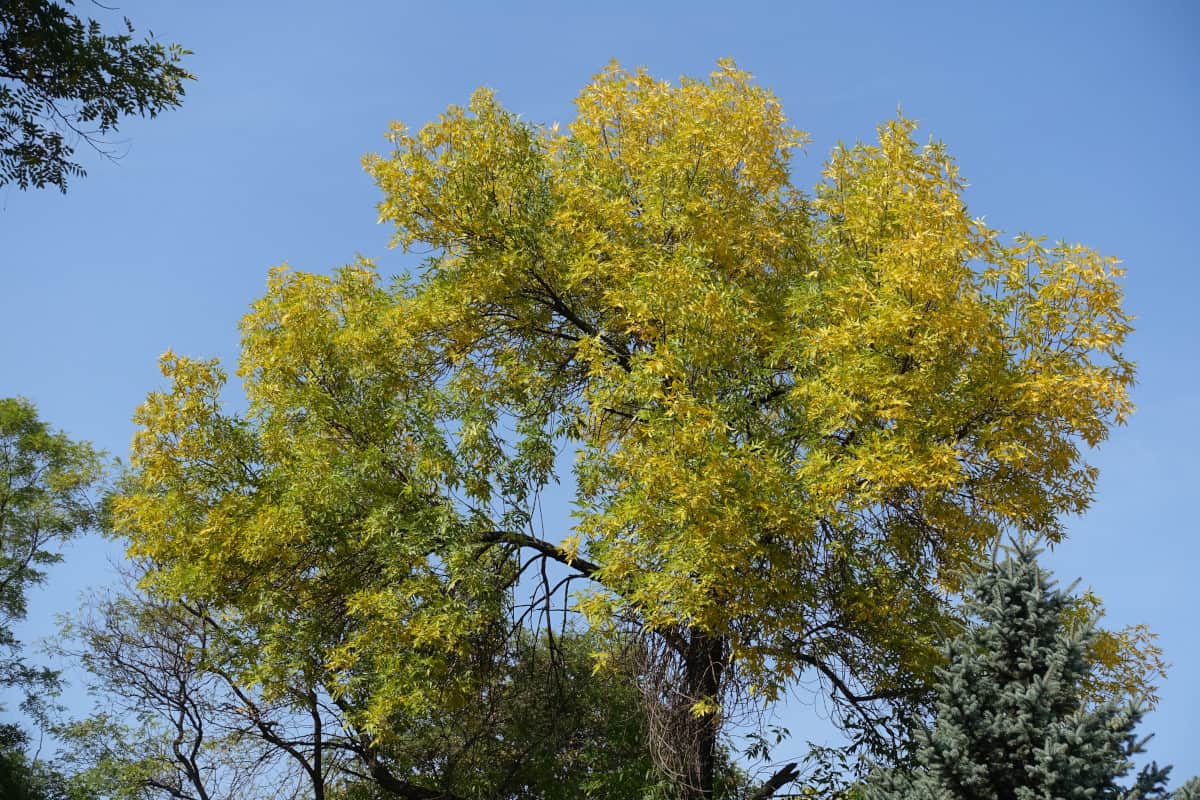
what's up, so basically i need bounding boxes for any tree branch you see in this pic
[478,529,600,577]
[748,762,801,800]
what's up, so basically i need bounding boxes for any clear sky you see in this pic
[2,0,1197,786]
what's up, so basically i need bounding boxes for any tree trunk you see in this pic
[682,630,727,800]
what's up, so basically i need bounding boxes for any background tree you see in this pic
[868,542,1170,800]
[1,397,103,680]
[0,397,103,792]
[58,577,327,800]
[0,0,192,192]
[113,62,1139,799]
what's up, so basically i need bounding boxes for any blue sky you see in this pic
[2,0,1197,785]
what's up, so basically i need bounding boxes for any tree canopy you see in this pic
[0,0,192,191]
[112,61,1139,799]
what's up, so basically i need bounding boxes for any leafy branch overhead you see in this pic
[0,0,192,192]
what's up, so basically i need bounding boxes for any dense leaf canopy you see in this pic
[112,61,1137,798]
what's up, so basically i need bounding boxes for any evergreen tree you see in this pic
[1173,778,1200,800]
[870,542,1171,800]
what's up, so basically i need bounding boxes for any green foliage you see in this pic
[54,715,177,800]
[1,397,102,690]
[0,399,103,799]
[0,398,102,641]
[375,629,664,799]
[0,0,192,191]
[0,396,102,720]
[868,543,1171,800]
[0,724,83,800]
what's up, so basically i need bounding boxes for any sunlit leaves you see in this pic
[113,60,1146,766]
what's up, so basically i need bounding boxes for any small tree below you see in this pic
[870,542,1171,800]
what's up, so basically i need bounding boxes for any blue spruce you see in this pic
[870,542,1170,800]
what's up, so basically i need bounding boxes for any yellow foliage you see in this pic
[1067,590,1168,707]
[112,60,1152,735]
